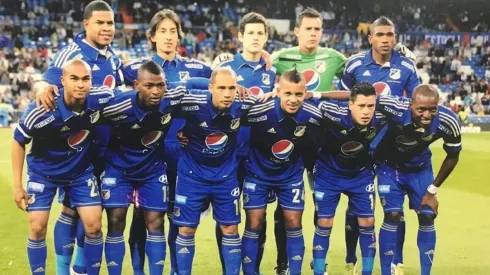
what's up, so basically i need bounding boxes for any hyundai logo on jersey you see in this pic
[141,131,163,148]
[373,82,392,95]
[67,130,90,151]
[271,140,294,160]
[396,135,418,147]
[340,141,365,156]
[103,75,115,89]
[205,132,228,150]
[302,69,320,91]
[249,86,264,96]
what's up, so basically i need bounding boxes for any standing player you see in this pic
[121,10,212,275]
[373,85,461,275]
[311,82,379,275]
[172,68,257,275]
[338,17,420,274]
[12,60,110,275]
[241,70,322,275]
[33,2,123,274]
[101,61,189,275]
[215,12,275,275]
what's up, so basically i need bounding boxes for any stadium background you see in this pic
[0,0,489,274]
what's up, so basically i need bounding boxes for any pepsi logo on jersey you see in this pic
[205,132,228,151]
[373,82,392,95]
[141,131,163,148]
[340,141,364,156]
[302,69,320,91]
[68,130,90,151]
[271,140,294,161]
[248,86,264,96]
[103,75,116,89]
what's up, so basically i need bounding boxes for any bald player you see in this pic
[372,85,462,275]
[12,59,113,275]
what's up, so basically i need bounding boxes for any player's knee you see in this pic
[283,213,302,229]
[107,213,126,233]
[417,213,435,224]
[179,226,196,236]
[83,218,102,237]
[358,217,375,227]
[220,224,238,235]
[29,222,48,239]
[383,211,403,223]
[317,217,334,228]
[145,214,165,233]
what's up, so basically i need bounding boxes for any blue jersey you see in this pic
[102,83,188,179]
[220,53,276,156]
[43,32,124,89]
[313,99,381,177]
[338,50,419,98]
[373,95,462,170]
[245,98,322,184]
[14,88,113,180]
[178,92,258,182]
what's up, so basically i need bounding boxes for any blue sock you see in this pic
[222,234,242,275]
[393,218,406,265]
[146,231,167,275]
[359,226,376,275]
[242,228,259,275]
[312,226,331,275]
[286,227,305,275]
[176,234,195,275]
[27,238,47,275]
[216,223,226,274]
[73,219,86,274]
[345,211,359,264]
[255,221,266,274]
[54,213,76,275]
[417,222,436,275]
[105,233,125,275]
[379,222,398,275]
[84,235,103,275]
[168,220,179,274]
[129,208,146,275]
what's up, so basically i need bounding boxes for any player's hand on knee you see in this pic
[13,187,28,211]
[177,131,189,147]
[394,43,416,61]
[418,192,439,216]
[35,84,59,112]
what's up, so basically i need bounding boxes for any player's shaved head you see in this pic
[60,60,92,100]
[412,84,439,103]
[62,59,92,76]
[210,67,238,84]
[137,60,165,81]
[134,61,166,108]
[280,68,305,85]
[411,84,439,128]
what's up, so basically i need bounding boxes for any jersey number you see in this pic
[162,185,168,203]
[233,199,240,216]
[88,179,98,198]
[292,189,303,203]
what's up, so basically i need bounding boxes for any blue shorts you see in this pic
[101,168,169,212]
[376,163,435,216]
[314,170,375,219]
[172,174,241,227]
[26,173,100,212]
[243,179,304,211]
[238,157,276,205]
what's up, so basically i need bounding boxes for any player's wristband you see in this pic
[427,184,438,195]
[312,92,321,99]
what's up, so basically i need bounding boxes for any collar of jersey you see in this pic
[403,107,440,134]
[207,93,234,119]
[364,49,399,67]
[275,97,303,122]
[57,89,89,122]
[235,52,267,71]
[151,53,179,68]
[74,32,115,60]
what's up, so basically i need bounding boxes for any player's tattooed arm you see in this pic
[11,140,28,211]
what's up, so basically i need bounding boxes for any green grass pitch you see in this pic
[0,129,489,274]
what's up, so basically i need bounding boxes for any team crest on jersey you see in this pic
[179,71,190,81]
[230,118,240,130]
[421,133,434,141]
[174,207,181,217]
[341,141,364,155]
[271,140,294,160]
[373,82,391,95]
[205,132,228,150]
[302,69,320,91]
[396,135,418,148]
[366,130,376,140]
[102,190,111,200]
[389,68,401,80]
[90,111,100,124]
[316,60,326,73]
[27,194,36,204]
[68,130,90,151]
[294,126,306,137]
[262,74,271,85]
[161,113,172,125]
[141,131,163,148]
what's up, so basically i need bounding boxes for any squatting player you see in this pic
[12,60,111,275]
[241,70,322,275]
[311,82,380,275]
[373,85,461,275]
[338,16,420,274]
[121,9,211,275]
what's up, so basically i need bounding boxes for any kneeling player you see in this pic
[12,60,108,275]
[311,82,379,275]
[373,85,461,275]
[241,70,323,275]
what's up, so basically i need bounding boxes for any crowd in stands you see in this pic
[1,0,490,126]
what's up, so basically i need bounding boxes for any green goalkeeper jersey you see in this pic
[272,46,346,91]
